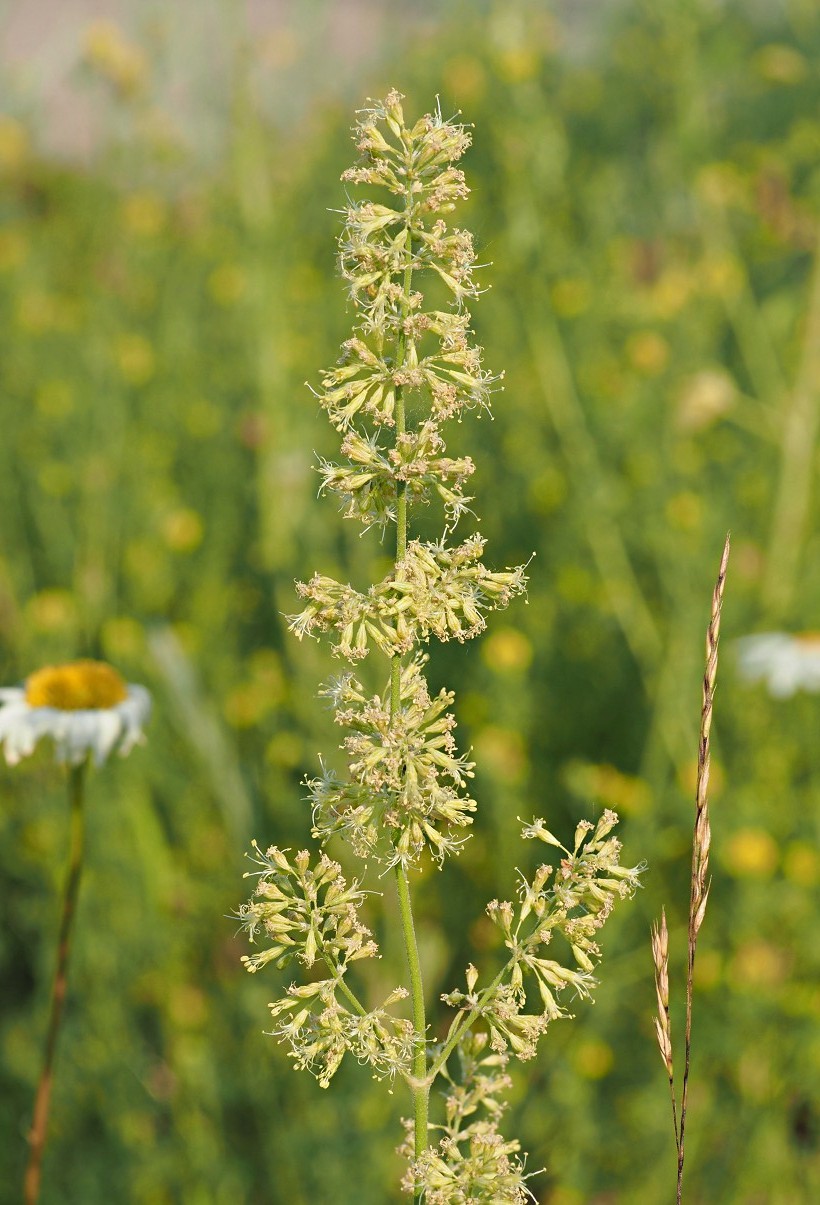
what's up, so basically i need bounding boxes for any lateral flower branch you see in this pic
[237,91,643,1203]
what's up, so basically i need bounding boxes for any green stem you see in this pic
[394,863,429,1156]
[391,212,429,1187]
[391,222,413,690]
[24,761,88,1205]
[427,962,510,1085]
[322,953,368,1018]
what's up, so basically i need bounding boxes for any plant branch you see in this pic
[426,963,510,1085]
[321,953,368,1017]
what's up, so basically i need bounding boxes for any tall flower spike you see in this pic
[239,94,642,1204]
[283,90,527,870]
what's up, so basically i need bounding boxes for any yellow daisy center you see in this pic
[25,660,128,711]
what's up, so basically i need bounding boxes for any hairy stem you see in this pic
[395,864,429,1151]
[391,218,429,1184]
[322,954,368,1017]
[24,761,87,1205]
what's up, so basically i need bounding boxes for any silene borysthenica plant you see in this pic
[237,91,643,1202]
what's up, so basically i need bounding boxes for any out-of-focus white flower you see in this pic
[676,368,736,433]
[0,659,151,766]
[736,632,820,698]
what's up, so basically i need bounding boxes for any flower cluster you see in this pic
[238,842,411,1085]
[309,655,476,866]
[237,840,377,974]
[289,85,524,659]
[290,534,527,662]
[442,811,643,1062]
[317,421,476,530]
[268,980,414,1088]
[283,86,528,886]
[316,320,494,436]
[402,1034,534,1203]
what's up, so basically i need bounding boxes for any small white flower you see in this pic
[0,660,151,766]
[736,632,820,698]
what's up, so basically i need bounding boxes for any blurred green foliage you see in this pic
[1,1,819,1201]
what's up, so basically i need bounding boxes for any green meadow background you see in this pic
[1,1,819,1200]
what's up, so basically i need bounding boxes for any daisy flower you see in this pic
[736,632,820,698]
[8,658,151,1203]
[0,659,151,766]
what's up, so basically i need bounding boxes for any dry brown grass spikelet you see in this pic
[651,533,730,1205]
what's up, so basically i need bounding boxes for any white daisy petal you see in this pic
[6,707,51,764]
[62,713,99,765]
[0,700,30,748]
[2,711,36,765]
[89,710,123,766]
[117,686,151,756]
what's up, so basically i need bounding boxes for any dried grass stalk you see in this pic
[651,908,676,1135]
[652,532,729,1205]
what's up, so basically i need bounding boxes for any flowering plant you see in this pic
[237,91,642,1201]
[0,658,150,1204]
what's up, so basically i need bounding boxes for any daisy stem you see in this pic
[24,759,88,1205]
